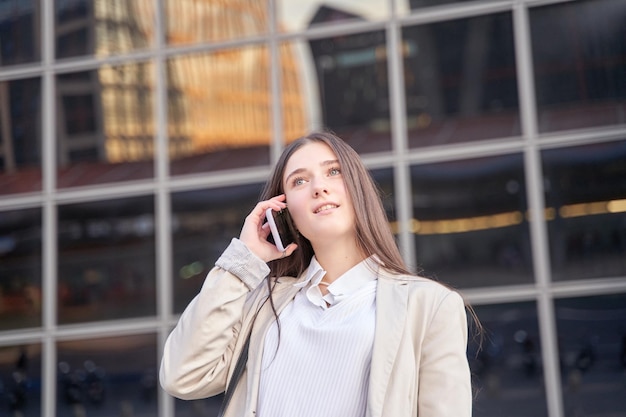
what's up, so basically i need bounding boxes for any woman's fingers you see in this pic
[240,195,292,262]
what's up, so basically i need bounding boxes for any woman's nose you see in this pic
[312,178,328,196]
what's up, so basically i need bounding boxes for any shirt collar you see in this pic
[294,256,379,309]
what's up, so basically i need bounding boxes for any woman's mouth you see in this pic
[314,204,338,214]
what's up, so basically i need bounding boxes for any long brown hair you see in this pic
[260,130,412,279]
[260,131,483,354]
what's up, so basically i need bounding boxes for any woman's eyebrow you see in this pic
[284,168,305,185]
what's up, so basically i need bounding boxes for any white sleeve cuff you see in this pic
[215,238,270,290]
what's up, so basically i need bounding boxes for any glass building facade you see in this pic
[0,0,624,416]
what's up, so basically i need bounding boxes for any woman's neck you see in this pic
[311,238,366,283]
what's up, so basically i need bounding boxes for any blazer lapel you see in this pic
[367,273,408,417]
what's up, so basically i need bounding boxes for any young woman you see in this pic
[160,131,472,417]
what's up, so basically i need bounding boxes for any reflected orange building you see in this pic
[58,0,307,164]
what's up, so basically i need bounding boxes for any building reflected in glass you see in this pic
[0,0,625,416]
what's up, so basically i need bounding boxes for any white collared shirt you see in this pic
[257,256,378,417]
[294,255,379,309]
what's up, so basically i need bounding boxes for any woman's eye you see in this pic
[293,177,306,186]
[329,167,341,176]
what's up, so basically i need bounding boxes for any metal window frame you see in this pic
[0,1,623,417]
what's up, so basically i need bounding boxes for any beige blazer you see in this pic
[160,259,472,417]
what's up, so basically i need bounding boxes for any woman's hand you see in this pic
[240,194,298,263]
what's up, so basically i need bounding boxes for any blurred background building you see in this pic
[0,0,624,416]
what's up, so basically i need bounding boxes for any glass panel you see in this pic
[166,0,268,46]
[171,183,262,313]
[167,48,272,175]
[371,168,395,222]
[555,293,626,416]
[57,196,156,324]
[56,63,155,188]
[469,302,548,417]
[0,207,42,330]
[402,13,520,148]
[404,0,477,11]
[0,77,42,195]
[543,140,626,282]
[175,396,223,417]
[411,154,533,288]
[307,30,392,153]
[277,0,389,32]
[278,41,309,142]
[0,0,40,66]
[57,334,158,416]
[530,0,626,133]
[0,344,42,417]
[55,0,153,59]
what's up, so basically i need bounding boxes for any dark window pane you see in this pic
[277,0,389,32]
[57,334,158,416]
[530,0,626,132]
[0,208,41,330]
[308,30,392,153]
[0,344,42,417]
[171,184,261,313]
[0,1,40,66]
[0,77,42,195]
[408,0,478,11]
[166,0,267,45]
[56,64,155,188]
[403,13,520,147]
[555,294,626,416]
[411,154,533,288]
[175,396,223,417]
[469,302,548,417]
[542,140,626,282]
[57,196,156,324]
[55,0,153,59]
[371,168,395,222]
[167,48,274,175]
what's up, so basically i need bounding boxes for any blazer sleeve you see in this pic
[418,290,472,417]
[159,238,269,400]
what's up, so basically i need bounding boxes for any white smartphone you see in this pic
[265,207,296,252]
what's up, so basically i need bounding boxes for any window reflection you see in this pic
[371,168,395,222]
[57,334,157,416]
[308,30,392,153]
[0,77,42,195]
[57,196,156,324]
[277,0,389,32]
[0,208,42,331]
[55,0,153,59]
[279,41,310,141]
[56,64,155,188]
[167,46,305,175]
[530,0,626,133]
[175,396,224,417]
[410,154,533,288]
[543,140,626,282]
[0,0,40,66]
[0,344,41,417]
[405,0,477,11]
[166,0,268,45]
[555,293,626,417]
[469,302,547,417]
[171,184,262,313]
[402,13,520,147]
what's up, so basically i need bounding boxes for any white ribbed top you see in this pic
[257,257,378,417]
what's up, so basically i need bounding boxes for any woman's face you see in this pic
[282,142,356,246]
